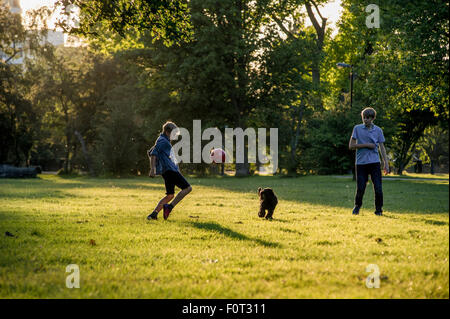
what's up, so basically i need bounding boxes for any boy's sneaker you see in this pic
[147,211,158,220]
[163,204,173,220]
[374,210,383,216]
[352,206,360,215]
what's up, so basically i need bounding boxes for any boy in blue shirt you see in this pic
[147,121,192,220]
[349,108,389,216]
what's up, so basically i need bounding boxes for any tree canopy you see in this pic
[55,0,193,46]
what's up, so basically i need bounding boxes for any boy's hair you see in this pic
[361,107,377,119]
[162,121,177,134]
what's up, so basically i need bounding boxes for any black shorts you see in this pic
[162,170,190,195]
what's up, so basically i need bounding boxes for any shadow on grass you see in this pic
[185,221,282,248]
[422,219,448,226]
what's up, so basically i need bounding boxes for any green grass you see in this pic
[0,175,448,298]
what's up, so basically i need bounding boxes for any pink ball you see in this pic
[210,148,226,164]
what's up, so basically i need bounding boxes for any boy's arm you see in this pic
[348,137,376,150]
[149,155,157,177]
[379,143,390,174]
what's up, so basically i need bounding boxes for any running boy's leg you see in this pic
[147,194,174,220]
[170,185,192,207]
[147,172,176,220]
[154,194,174,212]
[162,170,192,219]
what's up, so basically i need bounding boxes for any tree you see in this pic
[90,56,146,176]
[301,100,357,175]
[363,0,448,174]
[254,25,316,174]
[26,46,96,173]
[304,1,327,90]
[269,0,330,109]
[325,0,448,175]
[0,63,36,165]
[119,0,274,176]
[0,4,52,64]
[93,91,142,176]
[417,126,449,175]
[0,4,50,166]
[55,0,193,46]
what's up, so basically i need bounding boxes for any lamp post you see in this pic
[336,62,353,109]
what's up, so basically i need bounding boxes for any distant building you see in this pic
[1,0,24,64]
[1,0,73,65]
[46,30,65,47]
[2,0,20,14]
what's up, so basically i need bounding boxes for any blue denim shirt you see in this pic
[351,124,385,165]
[148,134,179,174]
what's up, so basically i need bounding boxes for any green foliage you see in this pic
[55,0,193,46]
[301,107,356,174]
[24,44,153,175]
[25,46,89,172]
[416,126,449,174]
[0,63,36,165]
[0,5,53,166]
[93,81,145,176]
[254,26,316,174]
[325,0,449,175]
[0,4,52,63]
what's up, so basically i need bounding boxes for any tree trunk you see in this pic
[397,163,404,175]
[235,145,250,176]
[64,136,70,173]
[62,99,71,173]
[13,136,20,166]
[210,163,219,175]
[231,72,250,177]
[7,102,20,166]
[74,130,94,176]
[305,1,326,109]
[64,128,71,173]
[395,138,416,176]
[289,104,304,175]
[235,164,250,176]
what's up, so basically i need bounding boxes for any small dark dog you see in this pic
[258,187,278,220]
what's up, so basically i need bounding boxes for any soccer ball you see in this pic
[210,148,226,164]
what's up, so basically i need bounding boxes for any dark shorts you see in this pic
[162,170,190,195]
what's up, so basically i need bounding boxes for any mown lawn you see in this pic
[0,174,448,298]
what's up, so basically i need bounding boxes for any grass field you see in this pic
[0,174,448,298]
